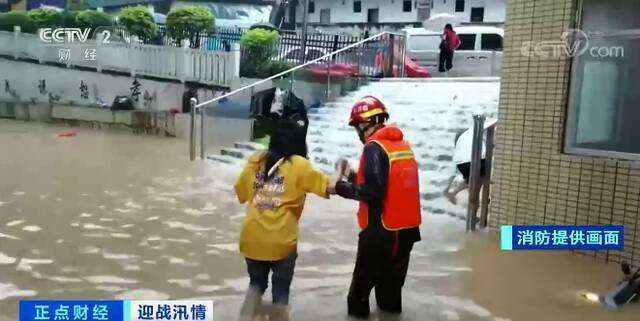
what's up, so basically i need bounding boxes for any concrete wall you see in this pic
[432,0,506,23]
[491,0,639,267]
[0,58,233,115]
[0,59,184,111]
[296,0,505,25]
[298,0,419,24]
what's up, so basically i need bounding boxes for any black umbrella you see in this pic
[249,22,280,33]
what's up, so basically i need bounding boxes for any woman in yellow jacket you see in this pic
[234,119,334,320]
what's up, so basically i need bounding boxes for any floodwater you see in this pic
[0,119,639,321]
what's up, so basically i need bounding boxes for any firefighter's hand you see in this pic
[327,176,338,195]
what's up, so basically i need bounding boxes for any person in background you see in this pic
[438,24,461,73]
[181,87,197,114]
[443,128,487,213]
[334,96,422,319]
[234,119,335,321]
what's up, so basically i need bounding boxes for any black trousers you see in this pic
[438,47,454,72]
[347,228,415,318]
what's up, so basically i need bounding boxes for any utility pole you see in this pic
[300,0,310,63]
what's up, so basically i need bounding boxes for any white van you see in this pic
[403,26,504,77]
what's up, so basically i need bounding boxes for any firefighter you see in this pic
[334,96,422,318]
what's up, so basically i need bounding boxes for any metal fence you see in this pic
[113,25,245,50]
[240,32,404,79]
[189,32,404,161]
[106,26,402,80]
[123,25,363,58]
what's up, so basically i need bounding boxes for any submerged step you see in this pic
[206,154,243,165]
[234,142,266,151]
[220,148,250,159]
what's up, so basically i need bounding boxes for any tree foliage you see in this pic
[0,11,36,33]
[27,8,63,29]
[166,6,214,42]
[118,6,157,41]
[66,0,89,11]
[75,10,113,34]
[240,28,283,78]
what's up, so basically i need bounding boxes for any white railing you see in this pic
[0,29,235,87]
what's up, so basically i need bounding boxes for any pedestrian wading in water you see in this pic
[234,118,336,321]
[334,96,422,318]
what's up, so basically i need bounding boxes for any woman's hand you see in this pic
[335,158,351,178]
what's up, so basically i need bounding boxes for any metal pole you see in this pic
[387,34,395,77]
[467,114,485,231]
[356,45,362,87]
[200,104,205,160]
[480,125,495,228]
[250,86,255,140]
[326,60,331,100]
[400,35,407,78]
[189,97,197,161]
[300,0,310,63]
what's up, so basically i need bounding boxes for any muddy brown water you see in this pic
[0,119,638,321]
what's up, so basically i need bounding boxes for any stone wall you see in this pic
[0,58,224,113]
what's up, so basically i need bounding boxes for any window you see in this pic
[367,8,379,23]
[320,8,331,24]
[457,34,476,50]
[409,35,441,51]
[455,0,465,12]
[354,0,361,13]
[403,0,412,12]
[470,7,484,22]
[308,1,315,13]
[481,34,502,51]
[565,0,640,158]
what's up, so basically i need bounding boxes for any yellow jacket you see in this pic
[234,152,329,261]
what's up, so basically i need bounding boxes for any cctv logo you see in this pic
[39,28,91,44]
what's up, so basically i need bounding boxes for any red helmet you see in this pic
[348,96,389,126]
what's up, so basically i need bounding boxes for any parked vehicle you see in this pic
[403,26,504,77]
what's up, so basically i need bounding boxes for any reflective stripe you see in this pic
[388,150,414,162]
[358,108,385,120]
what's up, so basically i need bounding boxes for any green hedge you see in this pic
[60,11,79,28]
[27,8,63,29]
[118,6,157,41]
[240,28,284,78]
[0,9,113,33]
[76,10,113,32]
[166,6,214,42]
[0,11,35,33]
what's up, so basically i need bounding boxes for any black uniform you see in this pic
[336,143,421,318]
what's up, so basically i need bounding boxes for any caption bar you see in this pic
[501,225,624,251]
[19,300,214,321]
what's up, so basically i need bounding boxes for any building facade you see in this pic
[289,0,505,34]
[491,0,640,266]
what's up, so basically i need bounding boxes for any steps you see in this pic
[208,80,500,217]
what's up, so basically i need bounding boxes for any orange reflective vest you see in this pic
[356,127,422,230]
